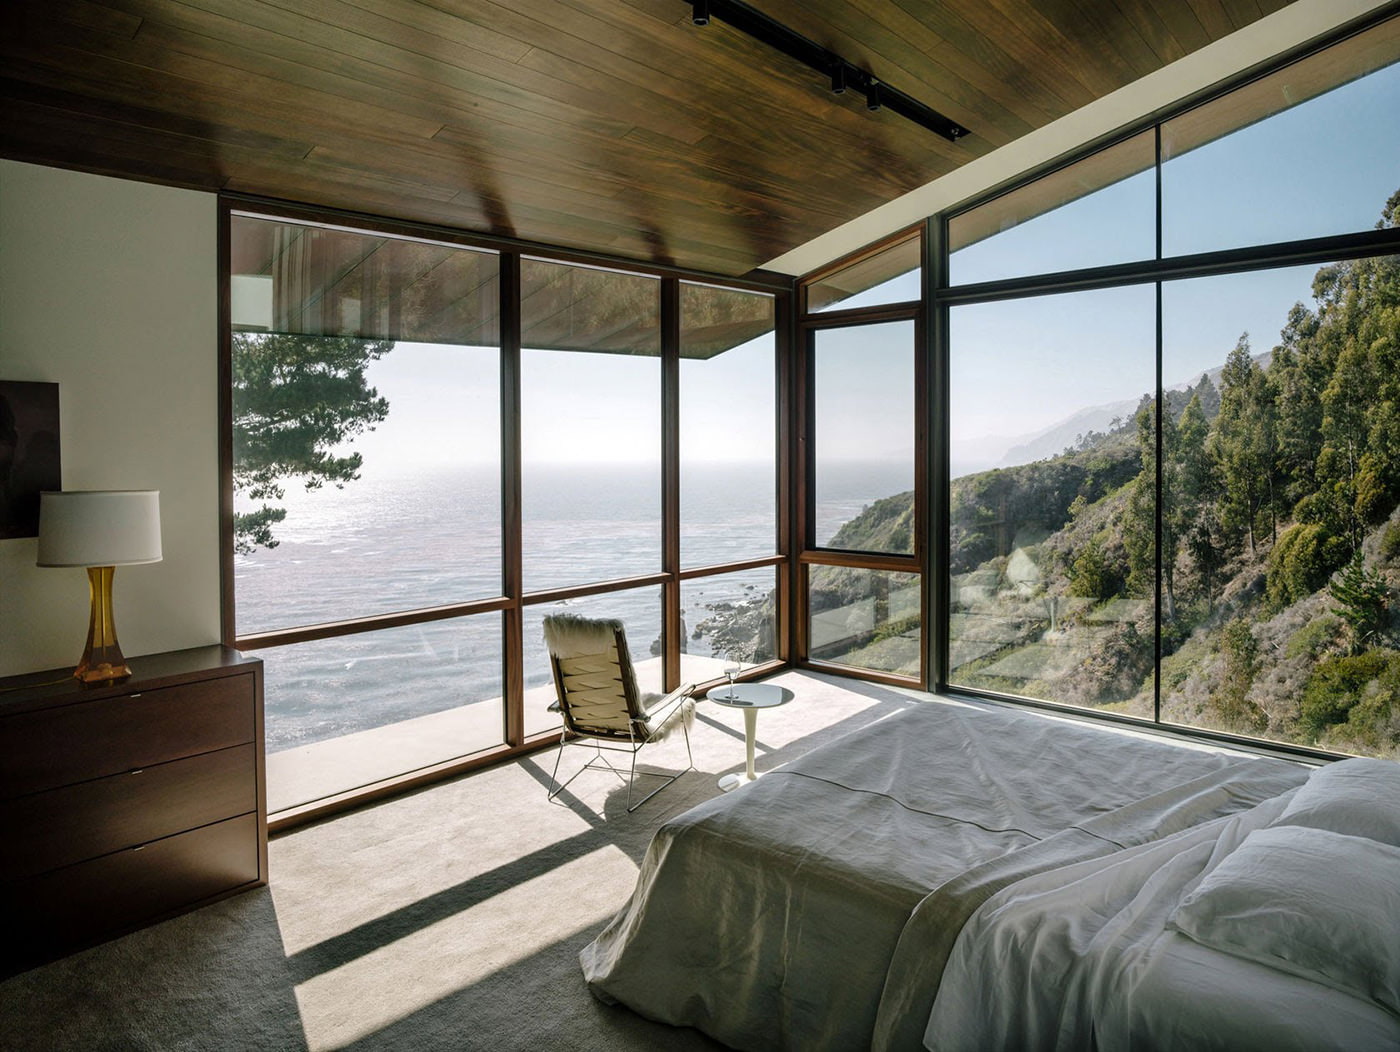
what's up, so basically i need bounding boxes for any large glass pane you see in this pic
[262,614,504,813]
[233,339,501,633]
[680,283,776,568]
[522,586,665,739]
[230,217,502,634]
[1162,253,1400,759]
[949,131,1155,286]
[812,320,915,551]
[1162,18,1400,256]
[680,567,779,685]
[806,233,920,313]
[230,215,499,344]
[948,286,1156,711]
[521,260,661,590]
[808,566,920,677]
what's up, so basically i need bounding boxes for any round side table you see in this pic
[706,682,794,791]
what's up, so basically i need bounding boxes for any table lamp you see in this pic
[36,490,162,684]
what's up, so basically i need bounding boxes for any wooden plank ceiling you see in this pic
[0,0,1294,277]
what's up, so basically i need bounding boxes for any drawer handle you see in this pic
[129,768,144,776]
[127,693,142,699]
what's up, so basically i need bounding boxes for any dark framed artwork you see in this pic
[0,381,62,539]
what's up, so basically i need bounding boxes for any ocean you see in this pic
[237,459,911,751]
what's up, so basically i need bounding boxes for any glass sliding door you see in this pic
[947,286,1156,713]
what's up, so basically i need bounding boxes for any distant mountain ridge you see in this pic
[953,350,1273,472]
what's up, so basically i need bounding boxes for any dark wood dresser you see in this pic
[0,645,266,974]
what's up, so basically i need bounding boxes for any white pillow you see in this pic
[1167,825,1400,1015]
[1274,758,1400,847]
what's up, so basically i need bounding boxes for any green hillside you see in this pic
[951,189,1400,757]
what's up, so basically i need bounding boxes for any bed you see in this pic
[579,698,1385,1050]
[924,755,1400,1051]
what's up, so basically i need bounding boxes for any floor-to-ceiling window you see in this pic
[226,211,785,820]
[935,11,1400,759]
[229,217,508,813]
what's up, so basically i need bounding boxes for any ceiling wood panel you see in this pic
[1,0,1296,276]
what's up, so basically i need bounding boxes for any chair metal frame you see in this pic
[544,618,695,813]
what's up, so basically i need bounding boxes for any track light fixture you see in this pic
[686,0,968,143]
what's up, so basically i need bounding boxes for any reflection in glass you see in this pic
[262,614,503,812]
[522,587,664,739]
[521,259,661,590]
[1163,20,1400,256]
[680,567,778,685]
[947,286,1155,711]
[681,283,776,568]
[808,566,920,677]
[230,215,500,345]
[806,233,920,313]
[949,131,1155,286]
[1162,255,1400,759]
[812,321,915,551]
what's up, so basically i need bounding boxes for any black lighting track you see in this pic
[689,0,969,143]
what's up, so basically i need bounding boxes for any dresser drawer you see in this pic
[0,674,254,799]
[4,813,260,970]
[0,744,256,879]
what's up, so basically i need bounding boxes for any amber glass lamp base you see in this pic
[74,565,132,684]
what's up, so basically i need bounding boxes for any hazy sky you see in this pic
[347,332,777,471]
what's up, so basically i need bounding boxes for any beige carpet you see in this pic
[0,671,924,1051]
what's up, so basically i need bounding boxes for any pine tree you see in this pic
[1330,551,1391,655]
[232,333,393,553]
[1211,335,1277,555]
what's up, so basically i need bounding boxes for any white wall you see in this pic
[0,160,221,677]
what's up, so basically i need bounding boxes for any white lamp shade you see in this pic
[36,490,163,567]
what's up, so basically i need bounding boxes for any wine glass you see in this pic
[723,664,741,700]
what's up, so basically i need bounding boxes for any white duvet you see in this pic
[924,790,1400,1051]
[579,701,1308,1051]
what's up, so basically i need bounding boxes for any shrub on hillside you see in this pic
[1266,522,1346,610]
[1299,649,1400,741]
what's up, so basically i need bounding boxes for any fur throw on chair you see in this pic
[542,613,625,659]
[643,691,696,742]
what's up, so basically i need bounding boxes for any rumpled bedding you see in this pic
[579,700,1306,1051]
[922,789,1400,1051]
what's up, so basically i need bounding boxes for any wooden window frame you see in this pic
[220,198,791,830]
